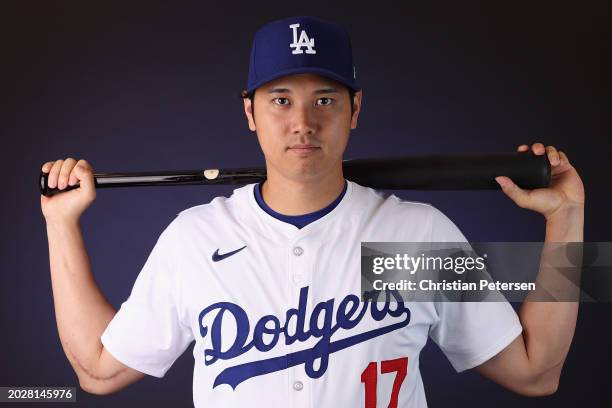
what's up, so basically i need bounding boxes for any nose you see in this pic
[291,105,316,135]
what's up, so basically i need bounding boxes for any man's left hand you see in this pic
[495,142,585,221]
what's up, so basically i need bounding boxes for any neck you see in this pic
[261,166,345,215]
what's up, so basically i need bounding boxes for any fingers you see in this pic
[72,160,95,195]
[41,161,54,173]
[517,143,545,154]
[519,142,564,166]
[47,160,64,189]
[545,145,560,166]
[58,158,77,189]
[41,158,94,190]
[495,176,530,208]
[550,149,574,176]
[531,142,545,155]
[75,159,92,171]
[70,159,92,186]
[559,150,570,166]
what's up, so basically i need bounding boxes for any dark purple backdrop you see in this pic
[2,1,610,407]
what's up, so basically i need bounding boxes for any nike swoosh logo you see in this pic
[212,245,247,262]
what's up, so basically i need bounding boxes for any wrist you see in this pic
[45,216,81,231]
[545,202,584,243]
[545,201,584,224]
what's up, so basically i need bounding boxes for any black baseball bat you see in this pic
[39,152,551,197]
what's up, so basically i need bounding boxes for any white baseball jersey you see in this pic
[101,180,522,407]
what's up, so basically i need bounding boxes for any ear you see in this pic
[350,90,363,130]
[243,97,256,131]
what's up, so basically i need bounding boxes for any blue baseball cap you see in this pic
[245,16,360,95]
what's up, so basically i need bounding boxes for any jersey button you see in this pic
[293,273,303,284]
[293,246,304,256]
[293,380,304,391]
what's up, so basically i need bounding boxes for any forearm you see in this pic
[46,220,116,381]
[518,203,584,375]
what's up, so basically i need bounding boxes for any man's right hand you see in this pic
[40,158,96,224]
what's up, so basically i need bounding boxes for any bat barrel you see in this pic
[344,152,550,190]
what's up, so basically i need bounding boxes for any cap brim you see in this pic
[247,66,361,94]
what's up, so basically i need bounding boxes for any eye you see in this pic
[273,97,289,106]
[316,97,333,106]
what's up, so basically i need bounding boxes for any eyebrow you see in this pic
[267,87,339,94]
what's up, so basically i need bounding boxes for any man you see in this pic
[41,16,584,407]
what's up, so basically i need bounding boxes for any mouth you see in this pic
[287,144,321,156]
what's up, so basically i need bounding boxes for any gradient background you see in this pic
[2,1,610,407]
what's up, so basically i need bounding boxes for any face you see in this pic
[243,73,362,184]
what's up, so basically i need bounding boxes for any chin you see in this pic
[281,163,329,183]
[267,152,341,183]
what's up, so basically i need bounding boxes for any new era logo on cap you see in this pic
[246,16,360,94]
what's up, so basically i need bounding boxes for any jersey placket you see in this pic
[286,232,314,408]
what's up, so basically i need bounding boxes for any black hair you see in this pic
[240,86,357,122]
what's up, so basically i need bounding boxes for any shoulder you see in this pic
[348,181,466,241]
[176,184,252,221]
[161,184,253,236]
[348,180,438,219]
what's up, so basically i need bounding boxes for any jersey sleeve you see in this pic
[426,206,523,373]
[100,216,194,378]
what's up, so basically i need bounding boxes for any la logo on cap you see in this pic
[289,23,316,55]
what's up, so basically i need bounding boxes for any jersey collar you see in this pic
[245,179,355,241]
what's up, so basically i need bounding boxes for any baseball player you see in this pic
[41,16,584,407]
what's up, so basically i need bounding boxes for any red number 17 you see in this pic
[360,357,408,408]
